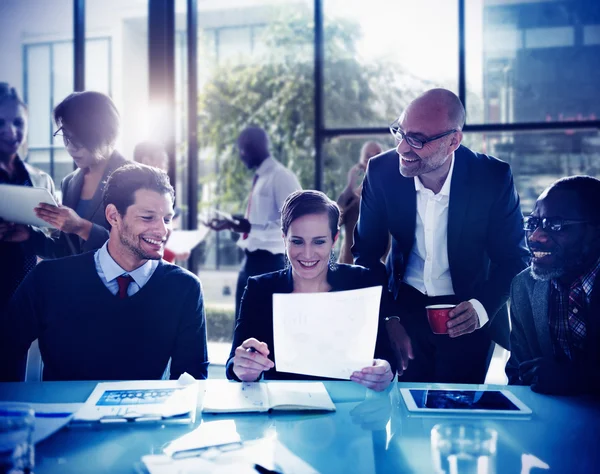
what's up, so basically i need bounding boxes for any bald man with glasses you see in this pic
[353,88,529,384]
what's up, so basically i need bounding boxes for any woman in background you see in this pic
[337,141,383,264]
[10,91,128,258]
[227,190,396,391]
[0,83,56,306]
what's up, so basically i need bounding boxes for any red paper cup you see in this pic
[426,304,456,334]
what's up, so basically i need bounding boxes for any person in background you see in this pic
[353,88,529,383]
[507,176,600,395]
[1,91,128,258]
[337,141,383,264]
[133,140,189,263]
[0,83,56,307]
[206,126,302,319]
[226,190,396,392]
[0,163,209,381]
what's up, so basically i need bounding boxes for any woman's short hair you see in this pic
[0,83,26,109]
[104,163,174,216]
[281,190,340,239]
[54,91,120,152]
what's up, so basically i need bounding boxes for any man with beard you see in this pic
[506,176,600,394]
[0,163,209,381]
[206,126,301,319]
[353,88,529,383]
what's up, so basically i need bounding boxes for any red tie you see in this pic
[242,174,259,240]
[116,275,134,299]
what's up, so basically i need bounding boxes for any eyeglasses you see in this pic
[53,127,83,150]
[523,216,594,233]
[389,119,457,150]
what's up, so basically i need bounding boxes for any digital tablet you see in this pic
[0,184,58,228]
[400,388,532,416]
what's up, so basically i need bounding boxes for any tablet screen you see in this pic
[409,390,520,411]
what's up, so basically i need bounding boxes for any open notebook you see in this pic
[202,381,336,414]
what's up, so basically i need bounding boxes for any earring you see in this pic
[284,252,290,269]
[329,250,337,271]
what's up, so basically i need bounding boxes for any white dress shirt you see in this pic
[402,154,489,328]
[237,156,302,255]
[94,241,159,297]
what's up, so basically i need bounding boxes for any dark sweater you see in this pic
[0,251,208,381]
[226,264,397,381]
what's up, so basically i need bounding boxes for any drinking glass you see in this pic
[0,403,35,474]
[431,423,497,474]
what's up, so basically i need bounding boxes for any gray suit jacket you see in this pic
[26,151,128,258]
[506,267,600,392]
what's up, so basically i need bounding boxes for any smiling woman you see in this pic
[225,190,399,392]
[0,83,57,307]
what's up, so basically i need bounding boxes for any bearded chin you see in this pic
[530,265,564,281]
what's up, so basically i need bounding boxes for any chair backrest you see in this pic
[25,339,44,382]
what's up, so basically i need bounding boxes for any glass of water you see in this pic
[431,423,497,474]
[0,403,35,474]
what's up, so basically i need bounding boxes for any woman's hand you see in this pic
[34,203,92,240]
[232,338,275,382]
[350,359,394,392]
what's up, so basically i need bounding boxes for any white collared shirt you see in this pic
[237,156,302,255]
[94,241,159,296]
[402,154,489,328]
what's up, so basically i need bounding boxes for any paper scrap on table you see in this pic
[142,437,319,474]
[163,420,241,457]
[165,228,210,255]
[273,286,382,380]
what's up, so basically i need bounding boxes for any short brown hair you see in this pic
[281,190,340,239]
[103,163,174,216]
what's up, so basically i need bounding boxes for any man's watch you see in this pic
[384,316,401,323]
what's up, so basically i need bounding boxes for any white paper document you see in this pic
[0,184,58,228]
[273,286,382,379]
[73,375,199,423]
[165,228,210,255]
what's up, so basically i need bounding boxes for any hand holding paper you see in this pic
[350,359,393,392]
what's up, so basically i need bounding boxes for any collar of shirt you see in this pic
[96,241,159,288]
[413,152,455,200]
[551,256,600,301]
[254,156,276,177]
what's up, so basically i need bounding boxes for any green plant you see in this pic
[205,304,236,342]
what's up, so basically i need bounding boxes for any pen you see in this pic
[254,464,281,474]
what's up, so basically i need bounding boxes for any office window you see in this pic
[466,0,600,124]
[323,0,459,129]
[23,38,111,186]
[462,130,600,213]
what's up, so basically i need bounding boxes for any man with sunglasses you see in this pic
[353,88,528,384]
[507,176,600,394]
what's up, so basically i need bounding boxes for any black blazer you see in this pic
[225,264,397,381]
[26,151,129,258]
[353,145,529,349]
